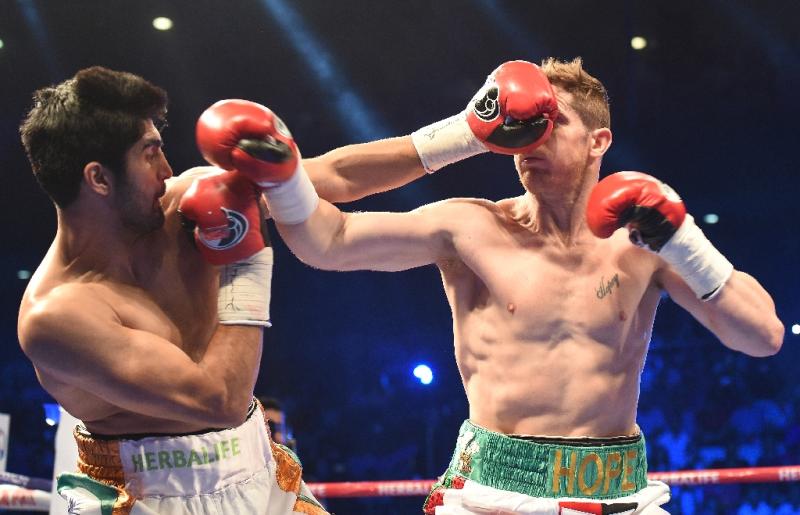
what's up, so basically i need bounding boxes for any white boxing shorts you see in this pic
[57,401,326,515]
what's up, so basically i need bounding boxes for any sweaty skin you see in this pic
[273,88,783,437]
[18,123,228,435]
[438,198,663,436]
[18,121,427,436]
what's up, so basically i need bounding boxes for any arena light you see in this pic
[257,0,389,141]
[152,17,173,31]
[703,213,719,224]
[412,364,434,385]
[17,270,31,280]
[43,403,60,426]
[791,324,800,335]
[0,38,4,50]
[631,36,648,51]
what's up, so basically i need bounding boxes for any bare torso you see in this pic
[18,173,219,435]
[438,196,663,437]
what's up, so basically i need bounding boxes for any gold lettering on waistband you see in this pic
[603,451,622,494]
[621,449,638,491]
[551,449,577,495]
[577,453,604,496]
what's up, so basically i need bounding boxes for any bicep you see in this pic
[283,200,456,272]
[337,206,454,271]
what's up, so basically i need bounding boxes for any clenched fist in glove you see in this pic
[586,171,734,300]
[411,60,559,173]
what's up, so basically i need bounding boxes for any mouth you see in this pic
[520,155,546,167]
[154,185,167,209]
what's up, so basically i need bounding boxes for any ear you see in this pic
[82,161,113,197]
[589,127,612,158]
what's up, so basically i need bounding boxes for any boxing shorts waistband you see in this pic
[72,399,273,498]
[443,420,649,500]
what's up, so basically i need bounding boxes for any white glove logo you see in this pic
[471,75,500,122]
[198,208,249,250]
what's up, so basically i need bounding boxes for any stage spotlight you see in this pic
[413,364,434,385]
[17,270,31,280]
[43,403,60,426]
[703,213,719,224]
[791,324,800,335]
[0,38,4,50]
[631,36,647,51]
[153,17,173,31]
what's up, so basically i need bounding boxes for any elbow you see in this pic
[202,390,251,428]
[745,318,785,357]
[763,318,785,356]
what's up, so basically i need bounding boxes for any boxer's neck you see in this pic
[55,206,147,280]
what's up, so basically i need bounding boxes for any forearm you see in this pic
[304,136,425,203]
[700,271,784,356]
[197,324,263,425]
[276,200,351,270]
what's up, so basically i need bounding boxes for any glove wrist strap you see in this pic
[659,214,734,300]
[411,112,487,173]
[218,247,273,326]
[262,163,319,225]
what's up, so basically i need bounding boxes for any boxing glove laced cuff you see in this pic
[659,214,734,300]
[411,112,487,173]
[218,247,273,327]
[261,163,319,225]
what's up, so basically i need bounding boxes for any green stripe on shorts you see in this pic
[443,420,649,500]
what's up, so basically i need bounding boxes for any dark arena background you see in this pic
[1,1,799,513]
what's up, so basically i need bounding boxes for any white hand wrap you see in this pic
[410,112,487,173]
[262,162,319,225]
[218,247,273,326]
[659,214,734,300]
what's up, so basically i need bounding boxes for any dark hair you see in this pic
[258,396,284,412]
[19,66,168,208]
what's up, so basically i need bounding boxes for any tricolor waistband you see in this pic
[73,400,274,498]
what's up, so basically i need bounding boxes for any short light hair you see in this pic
[541,57,610,130]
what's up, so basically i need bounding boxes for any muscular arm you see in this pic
[303,136,426,203]
[276,198,461,272]
[656,267,784,356]
[20,286,260,427]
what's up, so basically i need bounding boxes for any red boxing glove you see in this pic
[466,60,559,155]
[586,171,686,251]
[196,99,299,186]
[178,170,268,265]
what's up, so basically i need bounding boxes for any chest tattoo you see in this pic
[596,273,620,300]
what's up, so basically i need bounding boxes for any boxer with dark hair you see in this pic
[18,66,431,514]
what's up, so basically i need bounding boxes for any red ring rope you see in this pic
[306,466,800,498]
[1,465,798,509]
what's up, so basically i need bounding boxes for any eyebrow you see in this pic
[141,136,164,149]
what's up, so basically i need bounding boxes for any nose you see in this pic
[159,156,174,180]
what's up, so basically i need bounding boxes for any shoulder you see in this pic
[412,197,506,222]
[19,283,116,357]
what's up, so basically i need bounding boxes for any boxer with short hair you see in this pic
[17,66,430,514]
[228,58,784,514]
